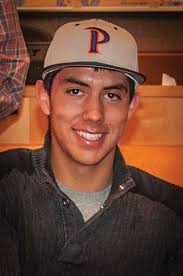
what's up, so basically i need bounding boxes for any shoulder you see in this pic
[127,190,183,262]
[128,190,183,232]
[0,148,37,214]
[128,165,183,219]
[0,148,34,179]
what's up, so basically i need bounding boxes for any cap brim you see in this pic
[42,61,145,85]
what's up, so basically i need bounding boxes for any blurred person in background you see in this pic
[0,0,30,119]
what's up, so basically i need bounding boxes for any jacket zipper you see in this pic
[84,177,136,227]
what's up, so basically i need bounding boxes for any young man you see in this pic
[0,19,183,275]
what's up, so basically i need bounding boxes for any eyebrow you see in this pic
[104,83,128,92]
[63,77,128,92]
[63,77,89,87]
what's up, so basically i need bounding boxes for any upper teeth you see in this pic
[77,131,102,141]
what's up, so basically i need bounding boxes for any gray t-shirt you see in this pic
[57,180,111,222]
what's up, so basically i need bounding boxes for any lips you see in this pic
[76,130,103,141]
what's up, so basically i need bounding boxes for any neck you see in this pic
[51,144,114,193]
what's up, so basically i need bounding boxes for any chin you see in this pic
[71,148,114,167]
[75,159,104,167]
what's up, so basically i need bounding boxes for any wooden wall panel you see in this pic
[0,85,182,187]
[121,96,183,145]
[17,0,183,7]
[0,85,183,146]
[120,145,183,187]
[139,53,183,85]
[0,143,182,187]
[0,98,30,144]
[23,0,57,6]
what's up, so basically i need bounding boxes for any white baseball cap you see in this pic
[42,18,145,85]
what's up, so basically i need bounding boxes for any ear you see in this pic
[127,92,140,120]
[35,80,50,116]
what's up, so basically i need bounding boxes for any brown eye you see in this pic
[104,92,121,101]
[66,89,83,96]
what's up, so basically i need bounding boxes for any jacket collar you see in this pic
[32,132,136,195]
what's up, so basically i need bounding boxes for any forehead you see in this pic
[54,66,130,86]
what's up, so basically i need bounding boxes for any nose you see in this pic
[82,95,104,123]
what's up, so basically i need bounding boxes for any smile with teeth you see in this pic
[77,130,103,141]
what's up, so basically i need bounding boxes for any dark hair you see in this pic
[43,70,59,95]
[43,68,135,101]
[129,78,135,101]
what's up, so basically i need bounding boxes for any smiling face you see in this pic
[36,67,139,169]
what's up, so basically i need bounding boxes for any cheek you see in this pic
[106,105,129,143]
[106,105,129,129]
[50,97,82,124]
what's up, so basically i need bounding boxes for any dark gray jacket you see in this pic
[0,136,183,276]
